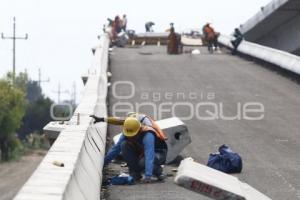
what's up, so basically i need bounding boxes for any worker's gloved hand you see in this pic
[89,115,105,123]
[142,176,155,184]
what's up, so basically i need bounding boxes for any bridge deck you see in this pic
[105,46,300,200]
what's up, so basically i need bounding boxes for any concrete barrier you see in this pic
[239,0,289,35]
[174,158,272,200]
[14,35,110,200]
[155,117,191,163]
[129,32,169,45]
[219,34,300,75]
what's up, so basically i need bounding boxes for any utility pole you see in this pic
[52,83,69,103]
[38,68,50,87]
[1,17,28,84]
[72,82,77,105]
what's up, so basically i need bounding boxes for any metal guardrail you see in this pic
[14,35,110,200]
[219,34,300,75]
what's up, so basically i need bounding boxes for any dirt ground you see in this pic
[0,150,46,200]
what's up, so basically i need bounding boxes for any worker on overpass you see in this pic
[202,23,220,53]
[114,15,122,34]
[167,23,182,54]
[231,28,244,55]
[90,112,168,183]
[121,14,127,31]
[145,21,155,32]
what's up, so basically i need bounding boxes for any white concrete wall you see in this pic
[239,0,300,54]
[240,0,289,34]
[219,34,300,75]
[255,14,300,53]
[14,35,110,200]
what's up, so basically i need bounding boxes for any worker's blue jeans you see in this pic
[121,141,166,176]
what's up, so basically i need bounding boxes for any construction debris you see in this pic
[52,161,64,167]
[174,158,272,200]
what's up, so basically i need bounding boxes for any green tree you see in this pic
[26,80,42,103]
[0,80,26,161]
[7,72,53,140]
[6,71,28,92]
[18,97,53,140]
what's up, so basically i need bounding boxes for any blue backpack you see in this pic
[207,144,242,174]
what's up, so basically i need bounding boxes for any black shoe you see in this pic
[130,172,142,182]
[156,173,166,181]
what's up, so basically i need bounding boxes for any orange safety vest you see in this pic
[139,114,167,141]
[126,114,167,157]
[141,124,167,141]
[204,26,215,41]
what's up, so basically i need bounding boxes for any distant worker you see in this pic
[231,28,244,55]
[203,23,220,53]
[145,21,155,32]
[121,14,127,31]
[90,112,168,183]
[170,22,175,32]
[105,18,115,42]
[110,15,122,41]
[167,23,181,54]
[114,15,122,34]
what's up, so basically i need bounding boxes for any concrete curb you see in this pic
[14,35,110,200]
[219,34,300,75]
[174,158,272,200]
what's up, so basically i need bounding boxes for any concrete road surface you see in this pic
[105,46,300,200]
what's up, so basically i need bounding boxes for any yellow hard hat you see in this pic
[123,117,141,137]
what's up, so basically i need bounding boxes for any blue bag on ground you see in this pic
[207,144,242,173]
[110,173,134,185]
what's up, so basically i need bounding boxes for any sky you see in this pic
[0,0,271,103]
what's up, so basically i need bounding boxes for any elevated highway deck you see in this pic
[106,46,300,200]
[240,0,300,55]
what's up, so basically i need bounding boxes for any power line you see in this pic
[1,17,28,84]
[38,68,50,87]
[72,82,77,105]
[52,83,69,103]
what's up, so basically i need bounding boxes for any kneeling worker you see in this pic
[90,113,168,183]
